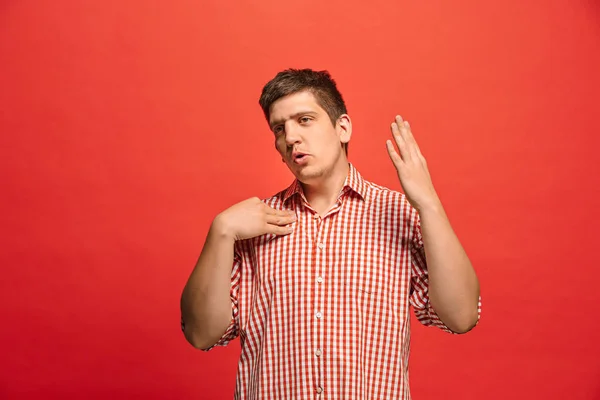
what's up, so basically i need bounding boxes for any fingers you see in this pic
[402,119,422,157]
[263,206,295,235]
[391,118,410,161]
[266,223,295,236]
[386,139,403,166]
[265,211,296,226]
[392,115,422,160]
[263,204,294,216]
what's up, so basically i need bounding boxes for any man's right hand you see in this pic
[212,197,296,241]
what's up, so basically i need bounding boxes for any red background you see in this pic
[1,1,599,399]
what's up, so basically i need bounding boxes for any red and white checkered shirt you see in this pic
[203,163,478,399]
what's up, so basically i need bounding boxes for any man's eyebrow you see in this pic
[270,111,318,129]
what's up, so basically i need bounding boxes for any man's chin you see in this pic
[288,164,319,183]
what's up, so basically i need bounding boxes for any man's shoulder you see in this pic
[362,178,410,206]
[364,179,399,195]
[260,188,290,209]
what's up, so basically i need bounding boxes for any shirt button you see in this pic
[316,386,323,394]
[316,276,323,283]
[317,243,324,250]
[315,349,322,357]
[316,312,322,319]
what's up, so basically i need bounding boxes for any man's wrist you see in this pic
[210,214,236,242]
[415,199,445,219]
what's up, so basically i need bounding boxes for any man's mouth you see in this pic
[292,152,309,164]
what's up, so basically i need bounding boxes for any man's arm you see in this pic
[386,115,480,333]
[418,204,480,333]
[180,198,296,349]
[180,218,237,350]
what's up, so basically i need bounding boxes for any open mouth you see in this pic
[292,152,309,164]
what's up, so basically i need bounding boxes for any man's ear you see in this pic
[337,114,352,144]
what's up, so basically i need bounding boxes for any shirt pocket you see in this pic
[342,256,393,297]
[343,280,379,296]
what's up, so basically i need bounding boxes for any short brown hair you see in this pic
[259,68,349,154]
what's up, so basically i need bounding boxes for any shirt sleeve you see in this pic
[408,213,481,334]
[181,243,243,351]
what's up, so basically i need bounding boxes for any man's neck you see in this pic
[301,161,350,216]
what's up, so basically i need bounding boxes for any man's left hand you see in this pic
[386,115,441,212]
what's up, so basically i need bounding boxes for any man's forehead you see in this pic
[269,91,323,122]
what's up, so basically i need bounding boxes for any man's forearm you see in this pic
[418,202,480,333]
[181,219,236,349]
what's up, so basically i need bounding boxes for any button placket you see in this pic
[312,212,327,398]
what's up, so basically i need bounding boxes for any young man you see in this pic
[181,69,480,399]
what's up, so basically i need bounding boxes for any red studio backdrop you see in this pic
[1,1,599,399]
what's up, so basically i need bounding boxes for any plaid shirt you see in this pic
[200,163,479,399]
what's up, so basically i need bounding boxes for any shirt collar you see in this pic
[282,163,368,204]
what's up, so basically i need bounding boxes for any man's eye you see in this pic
[300,117,311,123]
[273,126,284,134]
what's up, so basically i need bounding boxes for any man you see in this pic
[180,69,480,399]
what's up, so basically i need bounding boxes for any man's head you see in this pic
[259,69,352,184]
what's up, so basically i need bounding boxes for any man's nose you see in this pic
[284,122,302,146]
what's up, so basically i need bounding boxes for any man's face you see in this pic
[269,91,351,184]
